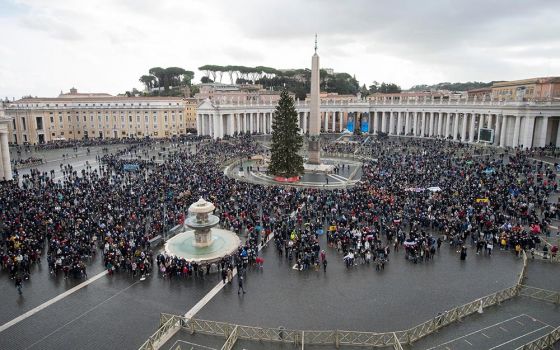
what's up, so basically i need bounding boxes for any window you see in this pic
[21,117,26,130]
[50,116,54,123]
[36,117,43,130]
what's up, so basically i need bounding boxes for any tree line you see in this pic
[408,81,498,92]
[128,64,404,100]
[137,67,195,96]
[198,64,361,100]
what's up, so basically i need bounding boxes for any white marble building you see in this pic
[197,96,560,149]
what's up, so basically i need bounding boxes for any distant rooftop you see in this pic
[58,87,112,98]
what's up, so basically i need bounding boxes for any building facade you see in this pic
[491,77,560,101]
[197,97,560,149]
[4,90,197,145]
[194,83,283,105]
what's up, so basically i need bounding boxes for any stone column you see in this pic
[303,112,308,134]
[521,116,535,149]
[373,111,379,134]
[556,122,560,147]
[428,113,434,136]
[380,112,385,133]
[0,132,10,180]
[421,112,426,137]
[443,113,449,138]
[453,113,459,140]
[539,116,549,147]
[469,114,476,142]
[228,114,234,136]
[397,112,403,135]
[339,111,343,132]
[404,112,410,135]
[198,115,203,136]
[256,112,260,133]
[493,114,501,145]
[512,115,521,148]
[499,115,508,147]
[436,112,443,137]
[331,112,336,132]
[0,143,4,180]
[461,114,467,141]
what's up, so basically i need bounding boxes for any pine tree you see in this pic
[268,89,304,178]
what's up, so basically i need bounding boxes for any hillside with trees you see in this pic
[124,67,196,97]
[197,64,360,100]
[408,81,497,92]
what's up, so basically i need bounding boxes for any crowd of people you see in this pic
[1,131,558,296]
[11,156,43,169]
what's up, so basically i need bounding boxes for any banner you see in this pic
[123,163,140,171]
[361,113,369,133]
[347,113,354,132]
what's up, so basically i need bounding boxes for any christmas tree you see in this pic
[268,89,304,178]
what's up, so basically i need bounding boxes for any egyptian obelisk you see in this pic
[307,34,321,165]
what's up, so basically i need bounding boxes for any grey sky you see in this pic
[0,0,558,99]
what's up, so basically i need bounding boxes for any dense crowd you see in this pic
[1,132,558,295]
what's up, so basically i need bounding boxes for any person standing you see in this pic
[237,274,246,294]
[227,266,233,284]
[15,275,23,295]
[460,246,467,261]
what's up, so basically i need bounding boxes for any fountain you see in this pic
[165,198,240,263]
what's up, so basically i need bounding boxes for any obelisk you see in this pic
[307,34,321,165]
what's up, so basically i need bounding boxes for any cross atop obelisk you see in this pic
[307,34,321,164]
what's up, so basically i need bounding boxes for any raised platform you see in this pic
[303,162,334,173]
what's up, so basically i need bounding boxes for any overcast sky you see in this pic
[1,0,559,99]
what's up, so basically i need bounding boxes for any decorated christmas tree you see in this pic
[268,89,304,178]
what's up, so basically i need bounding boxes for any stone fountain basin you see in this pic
[164,228,241,263]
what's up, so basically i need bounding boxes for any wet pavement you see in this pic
[196,233,522,333]
[410,297,560,350]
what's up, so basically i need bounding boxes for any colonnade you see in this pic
[197,100,560,149]
[197,112,274,139]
